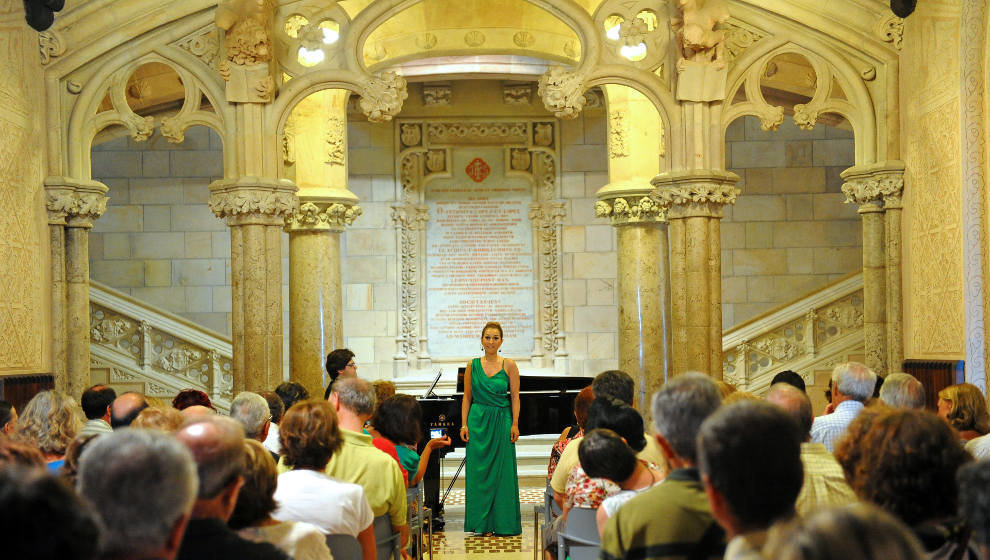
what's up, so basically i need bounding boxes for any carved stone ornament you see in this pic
[754,337,801,361]
[503,84,532,105]
[422,85,451,106]
[608,110,629,158]
[671,0,730,72]
[510,148,532,171]
[538,66,587,119]
[287,200,363,231]
[426,150,446,173]
[723,23,764,63]
[464,30,486,47]
[91,317,130,343]
[326,115,346,165]
[216,0,274,66]
[156,348,202,372]
[208,177,299,223]
[44,177,110,226]
[840,162,906,205]
[359,71,409,123]
[513,31,535,47]
[39,31,65,65]
[401,124,422,147]
[175,30,221,69]
[534,123,554,147]
[426,122,528,142]
[651,181,740,207]
[595,195,666,225]
[876,13,905,51]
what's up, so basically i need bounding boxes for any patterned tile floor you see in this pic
[421,486,544,559]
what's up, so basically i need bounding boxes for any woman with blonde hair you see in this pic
[937,383,990,441]
[13,390,83,472]
[130,406,185,433]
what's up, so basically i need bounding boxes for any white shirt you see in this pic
[238,520,333,560]
[810,400,865,453]
[264,423,281,455]
[273,469,373,537]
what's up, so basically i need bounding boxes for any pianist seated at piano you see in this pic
[371,394,451,487]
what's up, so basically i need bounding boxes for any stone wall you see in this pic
[722,116,860,328]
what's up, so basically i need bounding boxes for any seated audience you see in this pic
[372,380,396,407]
[273,399,374,559]
[958,459,990,560]
[59,433,99,485]
[371,394,451,486]
[548,385,592,480]
[182,405,216,418]
[715,380,738,399]
[362,383,408,485]
[771,370,807,393]
[13,389,83,472]
[0,399,16,434]
[937,383,990,442]
[275,382,309,414]
[172,389,216,412]
[722,390,760,405]
[77,428,198,560]
[578,428,665,536]
[0,437,44,467]
[259,391,284,457]
[599,372,725,560]
[811,362,877,452]
[698,400,804,559]
[838,409,976,558]
[109,392,148,428]
[79,385,116,436]
[230,392,273,449]
[175,416,289,560]
[131,406,185,433]
[764,504,924,560]
[323,348,357,398]
[0,466,99,560]
[229,439,332,560]
[766,383,857,516]
[878,372,926,409]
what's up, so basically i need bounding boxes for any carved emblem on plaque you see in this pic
[534,123,553,146]
[465,158,491,183]
[511,148,531,171]
[400,124,422,147]
[426,150,446,173]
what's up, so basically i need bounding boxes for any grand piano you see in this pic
[417,369,593,523]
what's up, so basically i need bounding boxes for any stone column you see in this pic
[841,162,905,376]
[209,178,298,394]
[653,171,739,379]
[44,177,108,397]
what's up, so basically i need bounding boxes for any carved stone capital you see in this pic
[390,204,430,231]
[840,161,905,207]
[529,201,567,228]
[538,66,587,120]
[596,181,665,225]
[359,71,409,123]
[208,177,299,226]
[44,177,110,227]
[286,192,362,232]
[650,170,740,219]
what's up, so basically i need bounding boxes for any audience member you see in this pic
[0,466,99,560]
[878,372,926,409]
[323,348,357,398]
[811,362,877,452]
[715,380,738,399]
[722,391,760,405]
[275,382,309,413]
[548,385,592,480]
[937,383,990,442]
[372,380,396,410]
[230,439,332,560]
[182,405,216,418]
[958,459,990,559]
[0,436,44,467]
[59,433,99,486]
[13,389,83,472]
[372,394,451,486]
[145,396,171,408]
[77,428,198,560]
[599,372,725,560]
[699,400,804,559]
[591,369,635,404]
[79,385,116,436]
[259,391,284,457]
[0,399,16,435]
[840,409,976,558]
[230,391,273,446]
[771,370,807,393]
[131,406,185,433]
[832,407,882,483]
[172,389,216,412]
[763,504,924,560]
[766,383,857,516]
[175,416,289,560]
[110,392,148,428]
[274,399,374,559]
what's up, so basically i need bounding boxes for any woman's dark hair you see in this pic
[259,391,284,424]
[579,428,638,482]
[228,440,278,530]
[275,382,309,413]
[0,400,13,428]
[171,389,214,411]
[585,397,647,452]
[372,394,422,446]
[325,349,356,382]
[280,400,342,470]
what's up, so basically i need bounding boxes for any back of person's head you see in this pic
[878,373,926,409]
[110,392,149,428]
[938,383,990,433]
[372,380,397,413]
[766,383,814,439]
[14,390,82,455]
[592,370,635,405]
[325,348,356,382]
[715,381,737,399]
[574,385,594,430]
[771,370,807,393]
[130,406,185,433]
[650,372,721,464]
[78,428,197,558]
[230,391,271,440]
[0,400,14,429]
[259,391,284,425]
[275,382,309,412]
[831,362,877,403]
[585,397,647,452]
[280,399,342,470]
[833,407,884,483]
[578,428,638,483]
[176,416,246,499]
[171,389,214,411]
[844,409,971,526]
[372,394,422,446]
[764,504,924,560]
[80,385,116,420]
[332,377,376,417]
[229,439,278,530]
[60,434,100,486]
[0,466,99,560]
[958,459,990,551]
[0,437,44,468]
[698,400,804,532]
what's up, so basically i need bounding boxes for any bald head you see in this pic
[110,392,148,428]
[181,405,216,419]
[879,373,926,409]
[766,382,813,439]
[176,416,245,499]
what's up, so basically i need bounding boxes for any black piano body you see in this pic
[417,370,593,518]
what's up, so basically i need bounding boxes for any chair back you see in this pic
[544,482,561,524]
[374,514,400,560]
[326,533,363,559]
[558,507,601,560]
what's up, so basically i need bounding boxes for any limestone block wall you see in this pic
[722,116,860,329]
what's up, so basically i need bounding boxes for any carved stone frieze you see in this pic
[595,195,666,225]
[156,348,202,373]
[326,115,346,165]
[840,162,906,206]
[392,204,430,356]
[503,85,532,105]
[286,199,362,231]
[754,337,801,361]
[538,66,587,119]
[652,181,739,207]
[422,85,451,106]
[39,31,65,65]
[208,177,299,224]
[529,201,566,352]
[876,13,905,51]
[359,71,409,123]
[44,177,110,227]
[91,317,130,343]
[426,122,528,143]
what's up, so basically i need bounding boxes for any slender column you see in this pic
[45,188,69,391]
[884,195,904,372]
[860,202,887,375]
[653,171,739,379]
[210,178,298,393]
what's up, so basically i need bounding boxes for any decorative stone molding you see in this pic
[651,170,740,218]
[174,30,222,70]
[592,0,670,70]
[208,177,299,225]
[426,122,528,143]
[326,115,346,165]
[876,13,905,51]
[538,66,587,119]
[422,85,451,106]
[359,71,409,123]
[391,204,430,356]
[723,23,764,63]
[39,31,65,65]
[840,162,906,206]
[44,177,110,227]
[286,196,362,232]
[503,84,532,105]
[595,194,666,225]
[608,110,629,158]
[529,201,566,353]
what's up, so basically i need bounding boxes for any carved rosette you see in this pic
[651,171,740,219]
[286,199,362,232]
[840,162,905,207]
[208,177,299,226]
[538,66,587,119]
[595,195,666,225]
[359,71,409,123]
[44,177,110,227]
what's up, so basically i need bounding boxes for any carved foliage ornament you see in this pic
[217,0,275,65]
[595,196,666,224]
[46,191,109,223]
[360,71,409,123]
[422,86,451,106]
[176,31,222,69]
[290,201,363,230]
[841,174,904,205]
[608,110,629,158]
[877,14,905,51]
[652,183,740,206]
[538,67,587,119]
[672,0,730,71]
[39,31,64,65]
[326,115,346,165]
[209,188,298,219]
[723,23,764,63]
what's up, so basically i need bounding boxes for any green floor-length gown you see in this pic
[464,357,522,535]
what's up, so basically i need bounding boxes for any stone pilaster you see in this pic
[652,170,739,379]
[44,177,109,397]
[209,177,298,394]
[841,162,905,376]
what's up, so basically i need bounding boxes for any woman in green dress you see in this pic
[459,321,522,536]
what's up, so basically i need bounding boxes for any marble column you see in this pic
[653,171,739,379]
[884,192,904,372]
[210,177,298,394]
[44,177,108,397]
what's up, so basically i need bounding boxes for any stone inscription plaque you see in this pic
[426,150,534,358]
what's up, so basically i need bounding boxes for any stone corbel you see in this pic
[208,176,299,226]
[650,170,740,218]
[538,66,587,119]
[595,181,667,225]
[44,176,110,228]
[216,0,277,103]
[359,71,409,123]
[840,161,906,207]
[285,192,362,232]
